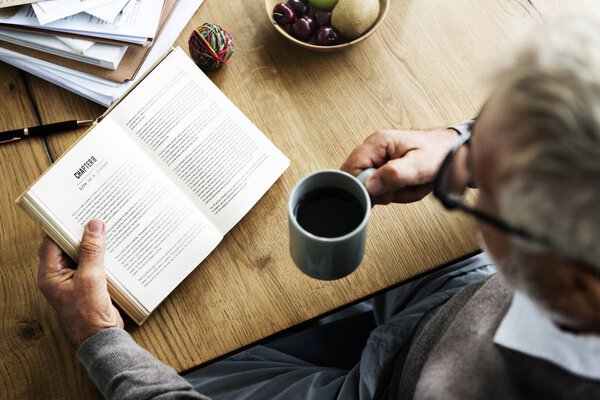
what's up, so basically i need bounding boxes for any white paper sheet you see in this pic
[86,0,130,23]
[56,36,95,53]
[1,0,164,44]
[32,0,62,12]
[0,0,205,106]
[32,0,115,25]
[0,28,127,69]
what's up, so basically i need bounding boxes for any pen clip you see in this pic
[0,137,21,145]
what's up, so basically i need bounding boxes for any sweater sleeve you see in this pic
[77,328,210,400]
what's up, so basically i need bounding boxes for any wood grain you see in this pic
[136,0,537,371]
[0,63,100,399]
[0,0,579,398]
[24,74,105,161]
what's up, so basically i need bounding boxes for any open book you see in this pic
[17,47,290,325]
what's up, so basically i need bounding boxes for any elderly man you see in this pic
[38,13,600,400]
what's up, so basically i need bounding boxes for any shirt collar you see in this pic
[493,290,600,381]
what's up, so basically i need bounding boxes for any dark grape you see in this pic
[291,16,317,41]
[314,10,331,27]
[314,26,340,45]
[273,3,296,26]
[287,0,308,16]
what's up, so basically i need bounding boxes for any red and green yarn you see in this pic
[188,23,234,70]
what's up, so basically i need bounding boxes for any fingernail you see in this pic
[366,177,383,195]
[87,219,104,236]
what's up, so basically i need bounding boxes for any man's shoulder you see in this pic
[443,273,510,315]
[411,275,600,400]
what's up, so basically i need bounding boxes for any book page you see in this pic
[107,47,290,234]
[25,119,222,313]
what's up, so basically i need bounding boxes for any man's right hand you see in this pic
[38,219,124,349]
[341,128,458,205]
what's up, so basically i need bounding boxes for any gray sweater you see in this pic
[78,329,209,399]
[381,275,600,399]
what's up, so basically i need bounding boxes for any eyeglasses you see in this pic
[432,131,551,247]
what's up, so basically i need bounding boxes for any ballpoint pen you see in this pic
[0,119,94,145]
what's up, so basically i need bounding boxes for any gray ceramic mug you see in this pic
[288,168,375,280]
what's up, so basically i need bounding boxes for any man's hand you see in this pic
[38,219,123,348]
[341,128,458,205]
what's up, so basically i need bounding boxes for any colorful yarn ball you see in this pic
[188,23,234,70]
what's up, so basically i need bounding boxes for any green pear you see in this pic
[331,0,380,39]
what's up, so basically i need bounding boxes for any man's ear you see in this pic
[570,264,600,302]
[560,263,600,333]
[522,249,600,334]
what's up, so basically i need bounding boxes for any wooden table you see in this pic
[0,1,572,398]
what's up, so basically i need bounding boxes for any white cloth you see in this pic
[494,290,600,381]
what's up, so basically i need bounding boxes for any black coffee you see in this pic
[295,187,364,238]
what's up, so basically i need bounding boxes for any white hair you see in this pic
[491,13,600,272]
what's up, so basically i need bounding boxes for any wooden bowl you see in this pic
[265,0,390,52]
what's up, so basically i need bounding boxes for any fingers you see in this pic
[39,236,64,272]
[370,184,432,205]
[393,184,432,203]
[341,130,414,177]
[77,219,106,281]
[365,153,428,196]
[340,141,380,177]
[38,236,69,289]
[36,221,120,349]
[342,128,458,205]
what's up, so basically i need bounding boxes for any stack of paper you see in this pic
[0,0,205,106]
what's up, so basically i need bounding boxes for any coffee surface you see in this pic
[295,187,364,238]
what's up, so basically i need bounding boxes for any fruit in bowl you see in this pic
[314,26,341,46]
[308,0,338,11]
[288,0,309,15]
[291,16,317,41]
[332,0,379,39]
[267,0,388,51]
[314,10,332,27]
[272,3,297,25]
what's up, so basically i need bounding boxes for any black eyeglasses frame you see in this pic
[432,132,550,247]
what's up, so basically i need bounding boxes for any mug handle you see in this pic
[355,167,377,186]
